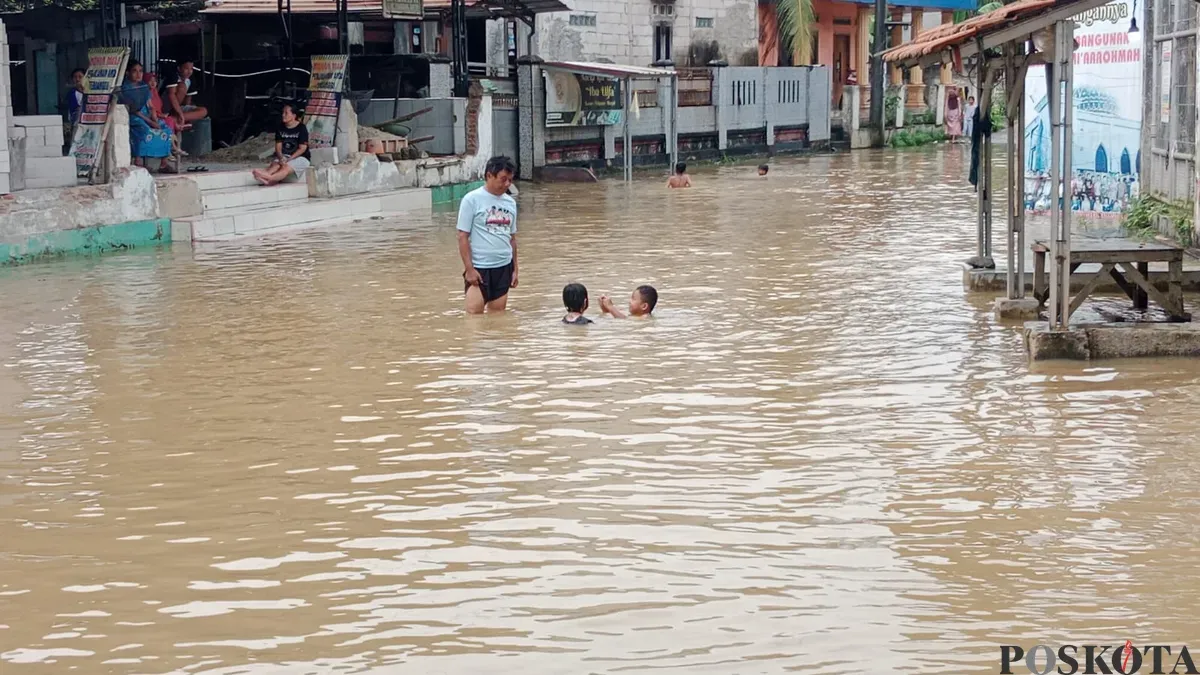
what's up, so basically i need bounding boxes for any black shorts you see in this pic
[465,262,514,303]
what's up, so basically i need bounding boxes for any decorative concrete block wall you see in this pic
[14,116,74,189]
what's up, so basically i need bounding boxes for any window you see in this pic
[695,17,713,28]
[569,14,596,27]
[654,24,673,62]
[652,4,674,18]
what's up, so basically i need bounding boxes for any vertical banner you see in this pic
[1023,0,1143,217]
[1161,42,1172,125]
[69,47,129,178]
[307,55,349,148]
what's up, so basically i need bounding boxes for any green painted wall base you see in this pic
[431,180,484,205]
[0,218,171,266]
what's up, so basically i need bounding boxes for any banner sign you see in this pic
[545,72,623,126]
[69,47,130,179]
[382,0,423,19]
[307,55,349,148]
[1023,0,1143,218]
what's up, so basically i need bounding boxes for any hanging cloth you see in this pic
[969,105,994,188]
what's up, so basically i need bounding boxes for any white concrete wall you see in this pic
[536,0,757,67]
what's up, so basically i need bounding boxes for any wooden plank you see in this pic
[1033,247,1048,306]
[1069,263,1114,317]
[1034,237,1182,254]
[1108,265,1137,300]
[1117,262,1185,318]
[1134,261,1149,310]
[1170,258,1185,318]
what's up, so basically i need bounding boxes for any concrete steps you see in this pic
[172,187,430,242]
[201,182,308,211]
[171,169,432,242]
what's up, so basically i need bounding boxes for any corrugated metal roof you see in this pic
[542,61,677,79]
[202,0,568,16]
[882,0,1111,63]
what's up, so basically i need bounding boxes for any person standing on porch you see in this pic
[945,88,964,142]
[963,95,977,141]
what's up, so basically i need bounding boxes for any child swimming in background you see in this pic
[758,164,769,176]
[666,162,691,188]
[562,283,593,325]
[600,285,657,319]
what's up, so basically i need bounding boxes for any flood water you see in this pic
[3,147,1200,674]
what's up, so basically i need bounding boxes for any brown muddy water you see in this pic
[2,147,1200,674]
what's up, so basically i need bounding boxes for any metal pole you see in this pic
[984,99,993,260]
[869,0,886,146]
[624,76,632,182]
[1005,46,1017,299]
[1047,31,1062,329]
[1015,59,1027,299]
[1060,20,1074,326]
[670,75,679,169]
[976,62,986,259]
[1049,19,1073,331]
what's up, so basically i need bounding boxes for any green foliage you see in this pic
[1123,195,1196,246]
[773,0,815,65]
[884,93,900,129]
[907,110,936,126]
[990,96,1007,130]
[889,128,948,148]
[1123,196,1166,238]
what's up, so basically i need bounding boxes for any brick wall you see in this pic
[536,0,758,67]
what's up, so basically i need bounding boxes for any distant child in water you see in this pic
[562,283,593,325]
[600,285,657,318]
[666,162,691,188]
[758,164,769,176]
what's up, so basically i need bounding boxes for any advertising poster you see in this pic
[544,72,623,126]
[307,55,348,148]
[1023,0,1142,218]
[69,47,129,178]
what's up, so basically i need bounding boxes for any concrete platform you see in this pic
[994,297,1040,320]
[171,188,430,242]
[1025,321,1200,360]
[201,182,309,211]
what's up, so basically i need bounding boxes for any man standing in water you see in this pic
[457,156,518,314]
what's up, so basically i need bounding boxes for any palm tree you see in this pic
[773,0,817,66]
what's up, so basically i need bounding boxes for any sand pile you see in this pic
[204,133,275,162]
[358,125,405,141]
[203,125,406,162]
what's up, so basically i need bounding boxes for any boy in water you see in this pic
[666,162,691,188]
[600,285,657,319]
[758,164,769,176]
[562,283,593,325]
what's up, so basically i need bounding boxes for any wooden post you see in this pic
[1015,66,1027,299]
[1048,20,1074,331]
[889,9,904,87]
[1005,45,1017,299]
[623,76,632,182]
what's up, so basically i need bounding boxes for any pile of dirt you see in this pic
[204,133,275,163]
[357,125,405,141]
[203,125,405,162]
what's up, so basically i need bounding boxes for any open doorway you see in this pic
[833,34,850,109]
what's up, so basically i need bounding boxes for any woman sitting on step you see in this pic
[119,61,175,174]
[252,103,310,187]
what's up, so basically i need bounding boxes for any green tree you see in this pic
[773,0,816,66]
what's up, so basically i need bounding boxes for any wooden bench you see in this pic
[1032,238,1190,322]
